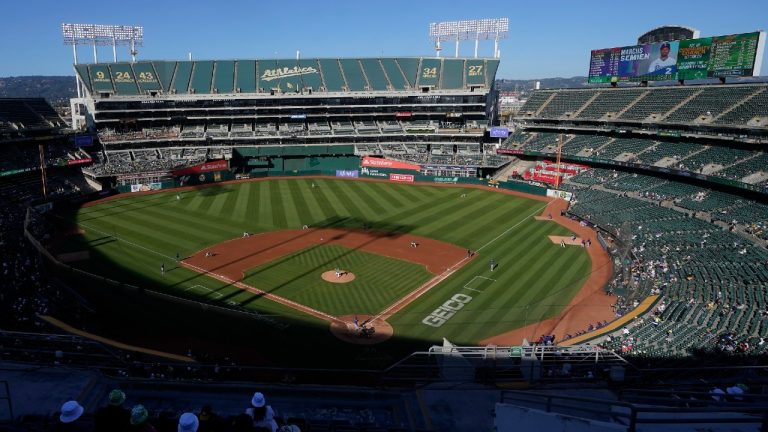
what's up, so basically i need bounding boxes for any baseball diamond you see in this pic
[59,177,599,346]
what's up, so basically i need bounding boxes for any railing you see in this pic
[501,389,768,432]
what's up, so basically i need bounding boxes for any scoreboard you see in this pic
[588,31,765,83]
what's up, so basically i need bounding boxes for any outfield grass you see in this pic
[241,244,432,316]
[66,178,592,345]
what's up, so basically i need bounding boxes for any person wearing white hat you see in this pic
[178,412,199,432]
[54,400,87,431]
[246,392,278,432]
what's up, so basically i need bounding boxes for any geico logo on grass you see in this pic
[421,293,473,327]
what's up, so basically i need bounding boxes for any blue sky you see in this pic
[1,0,766,79]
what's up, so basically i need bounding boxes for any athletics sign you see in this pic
[335,170,359,178]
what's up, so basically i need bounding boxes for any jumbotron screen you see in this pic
[588,31,766,83]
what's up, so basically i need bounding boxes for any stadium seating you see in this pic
[664,86,757,123]
[339,59,367,91]
[359,59,389,91]
[538,91,595,118]
[714,88,768,125]
[577,89,647,119]
[619,87,698,120]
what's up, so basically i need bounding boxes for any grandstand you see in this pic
[72,57,508,180]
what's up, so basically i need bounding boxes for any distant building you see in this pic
[638,25,700,44]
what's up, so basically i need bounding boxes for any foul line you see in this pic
[78,221,175,261]
[373,201,552,322]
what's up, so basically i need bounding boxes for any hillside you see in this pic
[0,76,76,103]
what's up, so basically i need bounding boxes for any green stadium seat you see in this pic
[172,61,194,94]
[318,59,345,92]
[152,61,176,93]
[339,59,367,91]
[359,59,389,91]
[380,58,409,90]
[441,59,464,90]
[235,60,257,93]
[396,58,420,88]
[212,61,235,94]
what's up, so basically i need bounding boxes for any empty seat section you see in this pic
[577,89,646,119]
[597,138,652,160]
[714,88,768,125]
[339,59,366,91]
[441,59,464,89]
[171,61,193,94]
[619,87,696,120]
[109,64,139,95]
[297,59,323,92]
[235,60,257,93]
[717,153,768,181]
[359,59,389,91]
[465,59,486,87]
[380,58,408,90]
[518,90,554,114]
[189,61,214,94]
[635,140,701,165]
[417,58,441,88]
[212,61,235,93]
[538,90,593,118]
[89,65,115,93]
[318,59,345,92]
[396,58,420,88]
[679,146,752,172]
[132,62,162,93]
[153,61,176,93]
[665,87,756,123]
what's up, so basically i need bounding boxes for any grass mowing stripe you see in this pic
[232,181,251,221]
[455,200,538,248]
[418,193,522,240]
[270,180,289,228]
[258,181,274,228]
[312,180,350,221]
[290,180,325,224]
[219,185,241,218]
[335,180,383,220]
[363,181,411,213]
[278,181,303,228]
[345,181,389,216]
[206,187,233,217]
[299,179,337,223]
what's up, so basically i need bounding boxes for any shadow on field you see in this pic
[172,216,420,303]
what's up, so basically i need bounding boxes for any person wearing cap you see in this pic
[178,412,199,432]
[245,392,278,432]
[648,42,676,73]
[129,404,157,432]
[53,400,88,431]
[94,389,130,432]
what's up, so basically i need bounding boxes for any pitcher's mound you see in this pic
[321,270,356,283]
[330,314,394,345]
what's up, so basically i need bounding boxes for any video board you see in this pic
[588,31,765,83]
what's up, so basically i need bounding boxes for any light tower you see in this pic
[62,23,143,128]
[429,18,508,58]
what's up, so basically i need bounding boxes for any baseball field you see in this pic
[59,177,595,347]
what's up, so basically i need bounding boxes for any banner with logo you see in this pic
[389,173,414,183]
[361,156,420,171]
[546,189,573,201]
[130,182,162,192]
[434,176,460,184]
[172,160,229,176]
[335,170,359,178]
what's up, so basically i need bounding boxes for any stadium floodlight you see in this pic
[62,23,143,64]
[429,18,508,58]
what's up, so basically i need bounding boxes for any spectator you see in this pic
[246,392,278,432]
[129,405,156,432]
[94,389,129,432]
[53,400,88,431]
[178,412,199,432]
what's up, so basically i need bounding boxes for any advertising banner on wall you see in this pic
[389,173,414,183]
[172,160,229,176]
[130,182,162,192]
[335,170,359,178]
[489,127,509,138]
[361,156,420,171]
[546,189,573,202]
